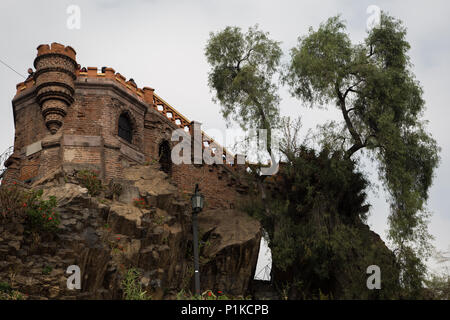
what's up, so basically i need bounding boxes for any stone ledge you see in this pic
[25,141,42,157]
[120,143,145,164]
[63,135,102,147]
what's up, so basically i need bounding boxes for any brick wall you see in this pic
[19,157,40,182]
[13,100,48,152]
[171,164,245,211]
[6,43,250,210]
[10,79,248,208]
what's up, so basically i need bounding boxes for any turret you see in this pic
[33,42,77,134]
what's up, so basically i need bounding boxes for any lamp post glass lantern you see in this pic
[191,184,204,212]
[191,184,204,296]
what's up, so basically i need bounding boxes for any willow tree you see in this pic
[283,13,440,295]
[205,25,282,155]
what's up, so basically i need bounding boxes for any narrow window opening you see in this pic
[159,140,172,175]
[118,113,133,143]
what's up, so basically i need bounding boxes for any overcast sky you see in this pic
[0,0,448,275]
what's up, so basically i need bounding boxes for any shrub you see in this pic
[0,282,12,294]
[25,189,60,233]
[242,147,403,299]
[121,268,151,300]
[77,170,102,196]
[176,289,245,300]
[0,185,60,234]
[0,290,25,300]
[0,282,25,300]
[42,265,53,275]
[424,272,450,300]
[133,198,150,210]
[0,183,27,222]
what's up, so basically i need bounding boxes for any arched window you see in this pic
[159,140,172,174]
[118,113,132,143]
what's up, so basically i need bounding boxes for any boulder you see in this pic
[198,209,262,296]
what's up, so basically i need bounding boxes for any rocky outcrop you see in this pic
[0,164,261,299]
[198,209,261,296]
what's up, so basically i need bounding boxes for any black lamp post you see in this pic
[191,183,204,296]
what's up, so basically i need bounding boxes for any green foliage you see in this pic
[25,189,60,233]
[247,147,370,229]
[153,214,165,226]
[396,245,429,298]
[121,268,151,300]
[0,282,11,294]
[205,25,282,152]
[424,272,450,300]
[0,281,24,300]
[0,183,27,221]
[283,16,353,105]
[243,148,401,299]
[176,289,247,300]
[282,12,440,294]
[77,170,103,196]
[42,265,53,275]
[203,12,439,299]
[0,290,25,300]
[0,186,59,234]
[133,197,151,210]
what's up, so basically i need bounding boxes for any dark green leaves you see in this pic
[282,12,440,293]
[205,25,282,139]
[205,13,440,296]
[283,16,353,105]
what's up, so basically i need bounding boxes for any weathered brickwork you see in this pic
[4,42,248,210]
[172,164,248,210]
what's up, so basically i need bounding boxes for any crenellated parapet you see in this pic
[14,42,236,161]
[33,42,78,134]
[75,67,194,131]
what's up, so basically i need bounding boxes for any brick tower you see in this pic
[3,42,247,211]
[34,43,78,134]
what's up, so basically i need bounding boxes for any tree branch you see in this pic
[236,48,254,71]
[335,82,365,158]
[343,79,364,99]
[367,44,374,58]
[363,134,377,146]
[250,96,272,155]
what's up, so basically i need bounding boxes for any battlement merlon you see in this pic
[36,42,77,60]
[14,42,235,158]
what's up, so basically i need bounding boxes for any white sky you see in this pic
[0,0,448,276]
